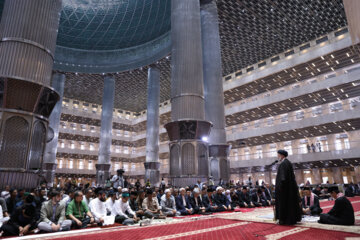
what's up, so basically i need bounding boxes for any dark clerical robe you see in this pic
[319,196,355,225]
[275,158,302,225]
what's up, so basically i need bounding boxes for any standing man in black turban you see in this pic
[275,150,302,225]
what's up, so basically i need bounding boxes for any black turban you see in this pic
[277,149,288,157]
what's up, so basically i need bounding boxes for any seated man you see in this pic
[251,188,268,207]
[105,191,117,215]
[82,188,93,207]
[0,204,36,237]
[112,192,139,225]
[6,189,18,215]
[302,187,322,216]
[66,191,95,229]
[160,189,180,217]
[239,186,255,208]
[202,188,219,212]
[318,186,355,226]
[189,188,206,214]
[175,188,193,215]
[129,191,144,218]
[213,187,231,211]
[88,190,107,225]
[231,188,245,208]
[38,191,72,232]
[262,184,274,205]
[142,189,165,219]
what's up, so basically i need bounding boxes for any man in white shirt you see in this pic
[111,169,124,189]
[112,192,139,225]
[105,191,117,215]
[88,190,107,225]
[160,189,180,217]
[82,188,93,207]
[0,186,10,200]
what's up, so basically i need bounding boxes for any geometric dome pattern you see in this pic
[57,0,170,50]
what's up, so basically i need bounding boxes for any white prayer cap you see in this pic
[165,189,171,194]
[216,186,223,192]
[122,188,128,192]
[180,188,185,192]
[225,190,230,194]
[193,188,200,194]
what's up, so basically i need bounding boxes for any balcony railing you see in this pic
[229,139,360,162]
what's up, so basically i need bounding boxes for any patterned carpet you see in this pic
[10,196,360,240]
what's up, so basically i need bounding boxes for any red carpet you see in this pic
[52,219,360,240]
[321,196,360,214]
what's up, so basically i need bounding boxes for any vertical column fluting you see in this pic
[144,67,161,186]
[170,0,205,121]
[201,0,230,181]
[165,0,212,187]
[0,0,62,189]
[96,76,115,186]
[43,72,65,187]
[0,0,62,86]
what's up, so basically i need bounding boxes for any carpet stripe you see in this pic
[322,200,360,209]
[265,227,309,240]
[143,222,250,240]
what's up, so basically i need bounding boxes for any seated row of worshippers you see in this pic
[0,183,355,237]
[301,185,355,226]
[0,184,275,237]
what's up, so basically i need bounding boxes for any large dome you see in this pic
[0,0,171,73]
[57,0,170,50]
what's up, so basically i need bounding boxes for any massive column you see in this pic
[312,168,322,185]
[0,0,62,189]
[144,67,161,187]
[96,76,115,186]
[201,0,230,182]
[165,0,212,187]
[332,167,344,184]
[294,169,304,185]
[43,73,66,187]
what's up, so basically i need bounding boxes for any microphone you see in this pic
[269,160,279,167]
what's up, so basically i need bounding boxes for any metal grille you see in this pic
[210,158,219,179]
[0,78,4,107]
[5,79,42,112]
[197,143,208,176]
[181,143,195,175]
[170,144,180,176]
[220,158,228,180]
[0,116,29,168]
[28,121,46,169]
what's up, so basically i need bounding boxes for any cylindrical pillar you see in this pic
[96,76,115,186]
[201,0,230,182]
[294,169,304,185]
[354,166,360,183]
[332,167,344,184]
[43,72,65,187]
[0,0,62,87]
[0,0,62,189]
[165,0,212,187]
[312,168,322,185]
[144,67,161,187]
[170,0,205,121]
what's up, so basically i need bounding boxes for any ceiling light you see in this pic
[331,54,334,58]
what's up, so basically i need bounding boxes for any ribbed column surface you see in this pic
[146,67,160,162]
[0,0,62,86]
[201,0,227,144]
[171,0,205,121]
[98,76,115,164]
[43,73,65,164]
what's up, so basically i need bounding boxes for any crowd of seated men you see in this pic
[0,179,276,237]
[0,178,358,237]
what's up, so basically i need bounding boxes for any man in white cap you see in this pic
[160,189,180,217]
[213,187,231,211]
